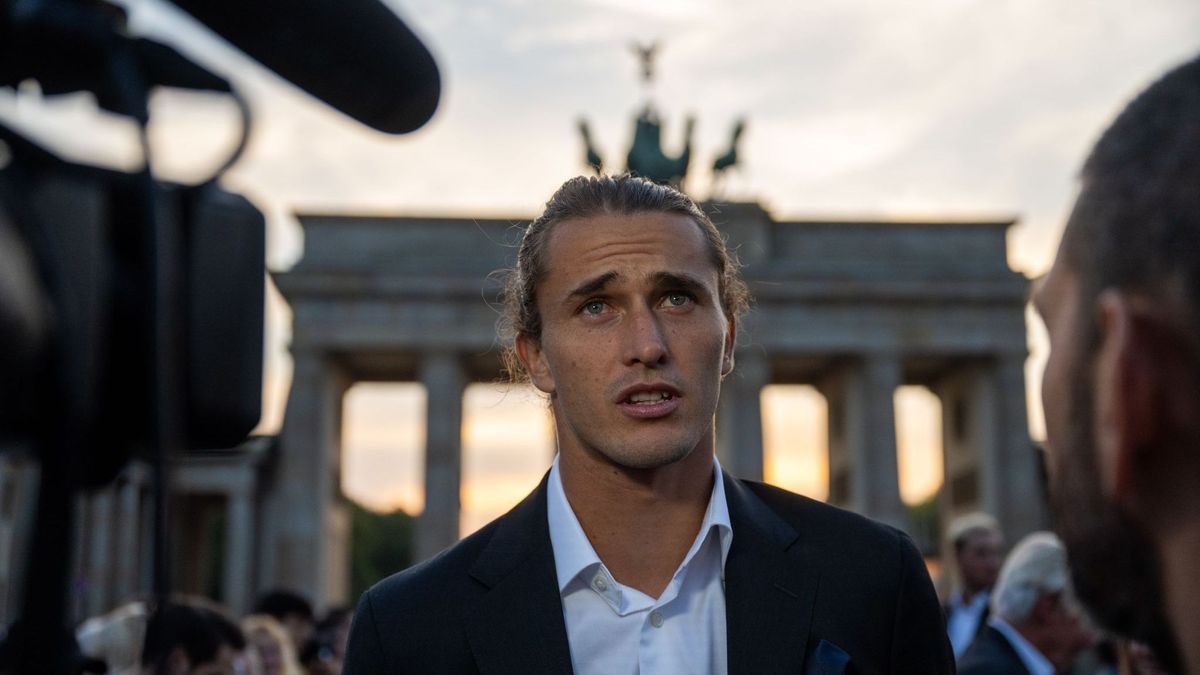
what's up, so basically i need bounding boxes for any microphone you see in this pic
[168,0,441,135]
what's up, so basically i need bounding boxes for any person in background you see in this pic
[944,512,1006,660]
[242,614,303,675]
[958,532,1096,675]
[139,600,244,675]
[76,600,150,675]
[312,608,351,674]
[252,590,315,663]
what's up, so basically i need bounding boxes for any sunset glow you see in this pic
[343,380,947,538]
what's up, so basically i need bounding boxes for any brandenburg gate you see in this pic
[264,201,1043,606]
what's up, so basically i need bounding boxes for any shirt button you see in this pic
[592,575,608,592]
[650,610,664,628]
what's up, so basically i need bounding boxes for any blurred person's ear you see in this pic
[1094,291,1162,500]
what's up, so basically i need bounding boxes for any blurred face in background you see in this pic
[958,530,1004,594]
[248,629,284,675]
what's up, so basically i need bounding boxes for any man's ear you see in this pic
[721,316,737,378]
[1094,291,1161,499]
[516,333,556,395]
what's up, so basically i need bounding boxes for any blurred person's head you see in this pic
[252,590,315,652]
[76,600,150,675]
[140,601,243,675]
[316,607,352,662]
[241,615,302,675]
[990,532,1097,671]
[1033,52,1200,673]
[947,512,1005,596]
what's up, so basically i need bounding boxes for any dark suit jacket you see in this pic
[958,625,1031,675]
[345,473,954,674]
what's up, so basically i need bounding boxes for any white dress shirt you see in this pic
[988,616,1055,675]
[547,456,733,675]
[946,589,989,658]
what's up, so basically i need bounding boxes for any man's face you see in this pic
[957,531,1003,592]
[1040,593,1098,671]
[518,211,734,471]
[1034,244,1179,668]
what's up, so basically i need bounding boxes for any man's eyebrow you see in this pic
[652,271,709,294]
[565,271,619,301]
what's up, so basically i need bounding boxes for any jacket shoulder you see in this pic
[739,479,910,551]
[731,479,954,673]
[362,515,500,615]
[344,517,508,674]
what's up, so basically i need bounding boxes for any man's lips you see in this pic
[614,383,682,419]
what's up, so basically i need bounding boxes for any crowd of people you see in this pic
[942,513,1168,675]
[74,590,349,675]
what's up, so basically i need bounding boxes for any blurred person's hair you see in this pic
[1062,54,1200,351]
[141,602,224,670]
[242,614,304,675]
[75,600,150,675]
[990,532,1074,625]
[947,512,1002,555]
[252,589,315,623]
[498,173,750,382]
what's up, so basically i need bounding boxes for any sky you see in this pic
[2,0,1198,534]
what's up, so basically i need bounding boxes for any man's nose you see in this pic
[623,305,669,367]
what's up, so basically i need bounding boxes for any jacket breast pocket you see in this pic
[804,639,850,675]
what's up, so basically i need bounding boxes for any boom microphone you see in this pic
[168,0,441,135]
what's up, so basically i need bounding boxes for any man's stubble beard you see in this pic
[552,395,710,472]
[1050,331,1183,672]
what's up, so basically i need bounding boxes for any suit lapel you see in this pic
[464,475,574,674]
[723,476,819,674]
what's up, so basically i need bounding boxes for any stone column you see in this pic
[717,348,769,480]
[139,484,155,594]
[994,354,1045,536]
[933,364,977,535]
[86,490,115,617]
[264,348,350,609]
[934,355,1042,542]
[223,487,255,615]
[416,351,466,562]
[115,467,144,604]
[819,355,908,531]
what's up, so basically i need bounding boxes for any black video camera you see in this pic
[0,0,439,671]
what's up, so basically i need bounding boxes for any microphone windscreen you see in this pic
[168,0,440,134]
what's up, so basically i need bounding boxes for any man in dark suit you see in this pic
[958,533,1094,675]
[345,174,953,674]
[943,513,1005,660]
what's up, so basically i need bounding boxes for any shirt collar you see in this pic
[988,616,1055,675]
[546,454,733,594]
[949,589,990,612]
